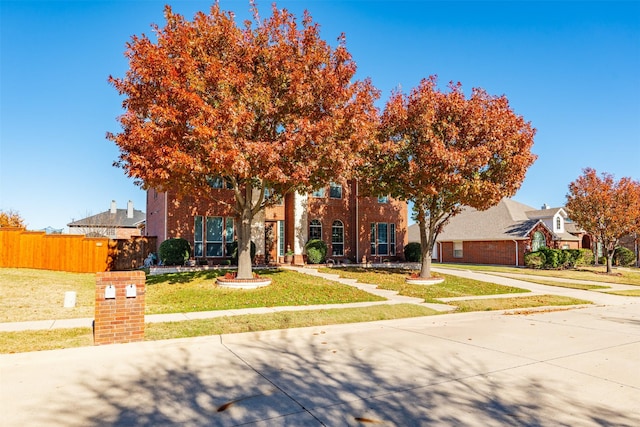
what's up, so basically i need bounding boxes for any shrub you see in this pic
[404,242,422,263]
[538,248,560,269]
[574,249,594,267]
[229,241,257,265]
[614,246,636,266]
[524,251,546,269]
[158,238,191,266]
[305,239,328,264]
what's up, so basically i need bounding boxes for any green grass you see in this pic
[145,269,384,314]
[317,267,529,302]
[0,304,437,354]
[0,268,384,322]
[449,295,592,312]
[605,289,640,297]
[0,268,95,322]
[435,263,640,286]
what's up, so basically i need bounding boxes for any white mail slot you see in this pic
[126,284,137,298]
[105,285,116,299]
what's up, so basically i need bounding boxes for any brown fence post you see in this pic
[94,271,145,345]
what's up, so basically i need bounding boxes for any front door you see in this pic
[265,222,277,265]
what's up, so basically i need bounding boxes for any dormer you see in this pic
[526,205,569,236]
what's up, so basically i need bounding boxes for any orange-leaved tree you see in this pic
[366,76,536,278]
[107,3,378,278]
[566,168,640,273]
[0,209,26,228]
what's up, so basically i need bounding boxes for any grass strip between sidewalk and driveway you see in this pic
[434,263,640,286]
[448,295,592,312]
[317,267,529,302]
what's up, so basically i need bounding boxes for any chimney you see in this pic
[542,203,550,210]
[110,200,117,214]
[127,200,134,219]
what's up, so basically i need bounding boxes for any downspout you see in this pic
[438,241,443,263]
[512,240,519,266]
[355,181,359,262]
[164,191,168,243]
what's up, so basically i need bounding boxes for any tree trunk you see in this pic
[236,204,254,279]
[605,249,614,274]
[416,205,437,279]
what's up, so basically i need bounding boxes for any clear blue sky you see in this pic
[1,1,639,230]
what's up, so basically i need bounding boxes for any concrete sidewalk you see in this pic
[2,303,639,426]
[2,265,638,332]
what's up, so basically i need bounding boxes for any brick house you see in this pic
[145,180,408,265]
[68,200,145,239]
[408,199,586,266]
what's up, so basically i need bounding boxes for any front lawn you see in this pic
[0,268,384,322]
[317,267,529,302]
[145,268,384,314]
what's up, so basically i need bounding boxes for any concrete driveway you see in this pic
[2,301,639,426]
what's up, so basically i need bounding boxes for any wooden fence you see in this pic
[0,228,157,273]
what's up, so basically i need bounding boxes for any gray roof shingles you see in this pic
[67,209,145,228]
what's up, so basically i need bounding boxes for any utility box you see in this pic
[94,271,146,345]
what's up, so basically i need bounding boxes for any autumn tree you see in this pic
[566,168,640,273]
[0,209,26,228]
[108,3,378,278]
[366,76,536,278]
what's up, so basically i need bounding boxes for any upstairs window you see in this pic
[556,217,561,230]
[329,182,342,199]
[378,195,389,204]
[312,188,325,198]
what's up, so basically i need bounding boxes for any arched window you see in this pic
[556,217,561,230]
[532,231,546,252]
[309,219,322,241]
[331,220,344,256]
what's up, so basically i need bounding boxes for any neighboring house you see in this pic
[408,199,586,266]
[146,181,408,265]
[68,200,145,239]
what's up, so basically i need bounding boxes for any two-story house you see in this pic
[145,181,408,265]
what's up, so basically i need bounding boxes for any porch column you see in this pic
[293,192,308,264]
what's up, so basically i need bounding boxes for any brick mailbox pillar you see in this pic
[94,271,146,345]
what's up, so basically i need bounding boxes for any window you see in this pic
[453,241,463,258]
[329,182,342,199]
[206,217,223,257]
[377,223,389,255]
[309,219,322,240]
[278,221,285,256]
[224,217,234,256]
[370,222,396,256]
[265,188,283,205]
[312,188,325,198]
[331,220,344,256]
[207,176,233,189]
[556,217,561,230]
[531,231,546,252]
[194,216,204,257]
[377,195,389,204]
[370,223,376,255]
[390,224,396,256]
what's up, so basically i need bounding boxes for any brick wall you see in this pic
[94,271,146,345]
[150,181,408,264]
[439,240,526,266]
